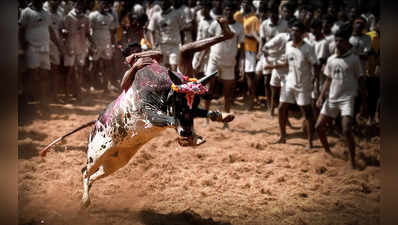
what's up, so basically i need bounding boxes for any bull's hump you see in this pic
[133,63,172,91]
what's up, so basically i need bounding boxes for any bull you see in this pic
[40,18,236,207]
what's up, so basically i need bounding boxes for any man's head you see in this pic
[334,22,353,56]
[122,42,142,58]
[223,1,235,22]
[212,0,223,10]
[241,0,253,14]
[281,2,295,21]
[267,6,279,25]
[48,0,60,12]
[310,19,322,36]
[326,4,337,17]
[257,2,268,21]
[347,7,359,22]
[199,0,212,17]
[173,0,183,9]
[321,14,335,34]
[289,19,305,43]
[32,0,44,9]
[98,0,113,14]
[160,0,172,11]
[353,16,366,34]
[85,0,96,11]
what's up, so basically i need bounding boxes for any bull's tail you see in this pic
[39,120,96,157]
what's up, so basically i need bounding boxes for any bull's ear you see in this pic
[168,70,183,85]
[198,71,217,85]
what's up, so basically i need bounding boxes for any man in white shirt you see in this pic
[275,20,318,149]
[192,0,213,76]
[259,4,289,113]
[44,0,64,101]
[19,0,63,102]
[89,0,118,93]
[205,2,245,128]
[306,19,330,118]
[147,0,183,71]
[315,23,367,169]
[63,0,92,99]
[349,16,371,76]
[173,0,194,44]
[349,16,371,124]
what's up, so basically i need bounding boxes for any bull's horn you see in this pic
[198,71,217,85]
[168,70,183,85]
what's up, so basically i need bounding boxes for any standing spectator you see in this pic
[259,4,289,115]
[315,23,367,169]
[147,0,183,71]
[280,2,295,28]
[44,0,64,102]
[205,1,245,128]
[63,0,91,99]
[350,17,371,74]
[174,0,194,45]
[361,5,376,32]
[331,8,347,35]
[146,0,161,21]
[321,15,336,52]
[89,0,118,93]
[234,0,260,110]
[210,0,223,20]
[254,1,268,101]
[60,0,75,16]
[187,0,198,41]
[347,6,360,24]
[306,19,330,119]
[275,20,318,149]
[365,19,380,125]
[192,0,213,77]
[19,0,63,102]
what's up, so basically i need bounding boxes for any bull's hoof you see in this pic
[221,112,235,123]
[177,134,206,147]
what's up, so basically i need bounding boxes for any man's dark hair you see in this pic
[282,2,295,13]
[310,19,322,29]
[287,17,296,28]
[199,0,212,8]
[122,42,142,57]
[291,19,305,31]
[224,1,236,9]
[321,14,336,25]
[335,22,353,41]
[266,0,280,13]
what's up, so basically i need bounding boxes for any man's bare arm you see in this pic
[316,77,331,108]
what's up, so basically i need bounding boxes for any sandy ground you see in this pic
[18,90,380,225]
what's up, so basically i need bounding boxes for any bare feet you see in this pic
[305,143,313,150]
[324,149,335,157]
[273,137,286,144]
[216,17,234,38]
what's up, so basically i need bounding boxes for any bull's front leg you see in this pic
[194,108,235,123]
[146,112,175,127]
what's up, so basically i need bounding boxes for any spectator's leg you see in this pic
[276,102,289,144]
[51,64,61,102]
[342,115,356,169]
[315,114,333,155]
[301,104,315,149]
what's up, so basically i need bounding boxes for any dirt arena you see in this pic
[18,90,380,225]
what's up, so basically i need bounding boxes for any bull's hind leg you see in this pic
[81,148,140,207]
